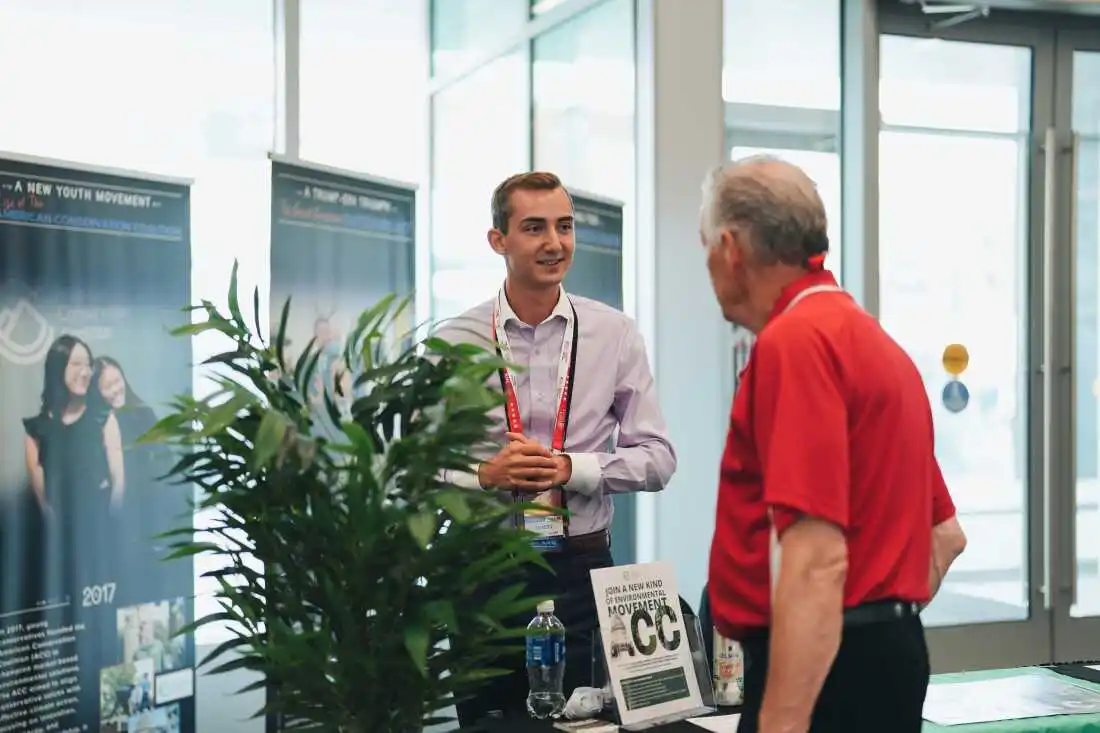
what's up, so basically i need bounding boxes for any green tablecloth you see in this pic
[473,666,1100,731]
[923,667,1100,733]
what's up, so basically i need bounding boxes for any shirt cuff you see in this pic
[446,464,483,491]
[563,452,602,496]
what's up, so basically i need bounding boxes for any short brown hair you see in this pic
[490,171,569,233]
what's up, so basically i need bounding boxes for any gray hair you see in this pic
[700,155,829,266]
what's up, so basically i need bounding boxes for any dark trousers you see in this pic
[738,614,930,733]
[456,543,613,728]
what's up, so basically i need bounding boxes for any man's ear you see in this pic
[487,228,507,255]
[721,228,747,267]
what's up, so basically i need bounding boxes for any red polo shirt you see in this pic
[708,270,957,638]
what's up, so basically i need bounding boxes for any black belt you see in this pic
[844,599,921,627]
[560,529,610,554]
[739,599,920,641]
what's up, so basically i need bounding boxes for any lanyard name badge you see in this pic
[491,288,579,552]
[767,266,844,597]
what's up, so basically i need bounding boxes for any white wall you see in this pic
[635,0,729,609]
[195,648,266,733]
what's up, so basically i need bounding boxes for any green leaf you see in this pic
[201,349,248,367]
[227,260,245,328]
[162,542,221,561]
[340,420,375,457]
[404,621,430,677]
[146,271,556,731]
[252,285,264,344]
[274,297,291,371]
[136,413,188,444]
[252,410,288,470]
[423,600,460,633]
[170,320,236,338]
[434,489,471,522]
[407,510,437,549]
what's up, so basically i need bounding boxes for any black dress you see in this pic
[22,409,114,599]
[19,409,117,729]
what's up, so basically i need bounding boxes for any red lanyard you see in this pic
[491,289,580,518]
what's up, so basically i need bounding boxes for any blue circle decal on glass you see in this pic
[942,380,970,414]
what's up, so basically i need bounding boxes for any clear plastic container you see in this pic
[526,600,567,719]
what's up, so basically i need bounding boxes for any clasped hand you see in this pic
[478,432,570,492]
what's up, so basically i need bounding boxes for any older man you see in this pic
[701,156,966,733]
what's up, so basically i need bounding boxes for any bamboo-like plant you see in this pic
[144,265,552,732]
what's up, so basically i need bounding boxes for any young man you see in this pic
[700,156,967,733]
[435,171,676,726]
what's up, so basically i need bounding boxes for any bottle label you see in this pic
[526,633,565,667]
[713,630,745,706]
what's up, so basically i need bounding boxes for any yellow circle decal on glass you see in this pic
[942,343,970,376]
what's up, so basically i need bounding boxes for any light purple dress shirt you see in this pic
[433,287,676,537]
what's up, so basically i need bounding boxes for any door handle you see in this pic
[1066,131,1080,610]
[1041,126,1057,611]
[1041,126,1080,612]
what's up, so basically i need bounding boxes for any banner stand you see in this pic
[0,149,193,188]
[0,152,196,731]
[265,155,416,731]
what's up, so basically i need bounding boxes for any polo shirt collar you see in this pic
[766,269,841,324]
[500,284,571,326]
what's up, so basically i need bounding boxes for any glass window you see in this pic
[723,0,842,276]
[0,0,277,647]
[300,0,428,183]
[530,0,571,15]
[723,0,840,111]
[880,35,1031,134]
[533,0,635,204]
[430,50,529,320]
[431,0,528,79]
[1073,51,1100,137]
[879,35,1032,627]
[532,0,635,563]
[1072,51,1100,618]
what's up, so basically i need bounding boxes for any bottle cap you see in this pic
[537,600,555,614]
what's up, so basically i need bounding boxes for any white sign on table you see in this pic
[923,672,1100,726]
[590,562,710,730]
[688,713,742,732]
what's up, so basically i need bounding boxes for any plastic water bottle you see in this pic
[526,600,567,719]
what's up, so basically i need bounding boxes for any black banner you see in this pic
[267,159,415,731]
[269,159,416,430]
[561,192,633,564]
[565,192,624,311]
[0,156,195,732]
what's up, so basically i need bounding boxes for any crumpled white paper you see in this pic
[563,686,608,719]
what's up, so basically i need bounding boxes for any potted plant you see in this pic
[144,265,552,733]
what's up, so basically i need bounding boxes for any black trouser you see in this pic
[737,613,929,733]
[456,543,613,728]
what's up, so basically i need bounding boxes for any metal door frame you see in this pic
[877,7,1054,672]
[1051,26,1100,664]
[880,2,1100,672]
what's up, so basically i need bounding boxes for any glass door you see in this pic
[878,9,1100,671]
[1059,30,1100,663]
[877,18,1048,671]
